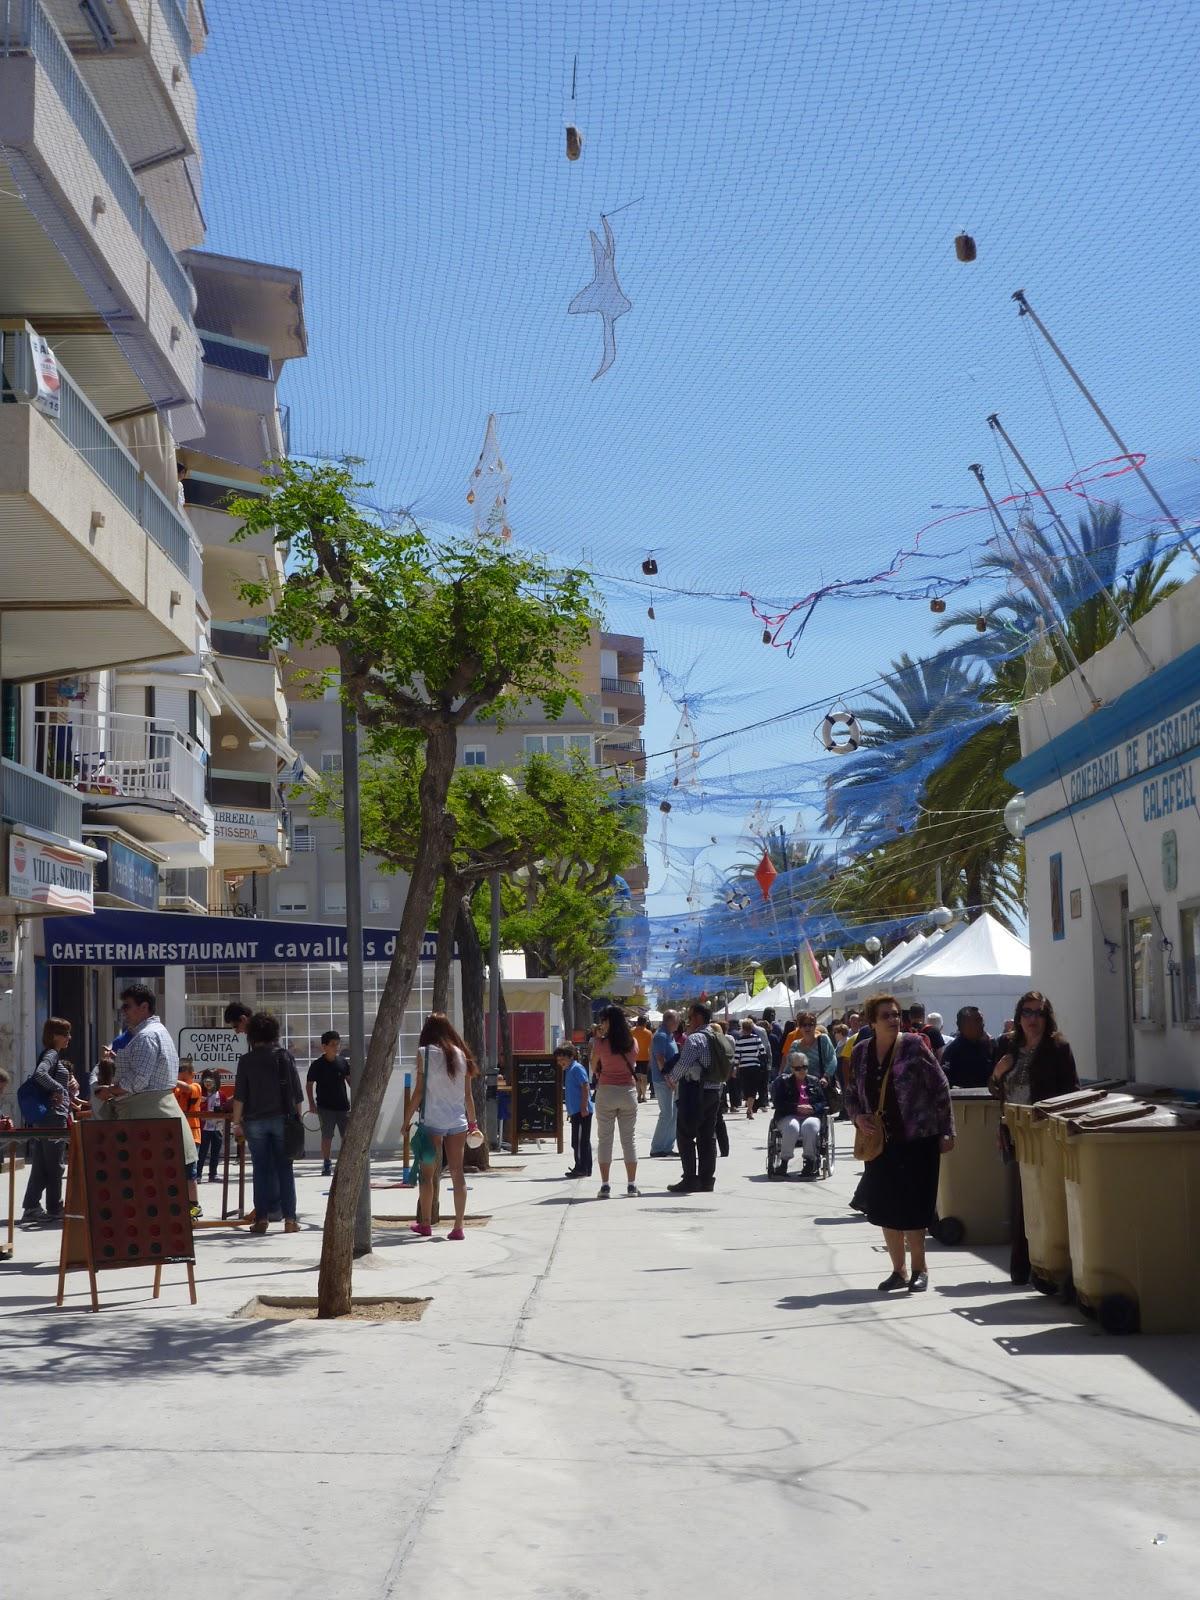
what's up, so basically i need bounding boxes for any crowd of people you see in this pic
[9,983,1076,1291]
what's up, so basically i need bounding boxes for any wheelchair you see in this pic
[766,1104,834,1181]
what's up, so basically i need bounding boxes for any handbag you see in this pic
[852,1046,895,1163]
[275,1050,306,1161]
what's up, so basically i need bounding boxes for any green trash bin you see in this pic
[1004,1089,1139,1294]
[933,1089,1009,1246]
[1056,1104,1200,1333]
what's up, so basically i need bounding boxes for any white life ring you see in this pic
[820,711,862,754]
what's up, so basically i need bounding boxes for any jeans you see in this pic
[676,1082,719,1187]
[198,1128,223,1181]
[778,1115,821,1165]
[570,1111,593,1175]
[244,1116,297,1221]
[649,1076,677,1155]
[23,1136,65,1214]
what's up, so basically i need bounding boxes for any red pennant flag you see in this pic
[754,850,778,901]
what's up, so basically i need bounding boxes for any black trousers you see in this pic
[676,1083,719,1187]
[23,1136,65,1214]
[570,1112,593,1175]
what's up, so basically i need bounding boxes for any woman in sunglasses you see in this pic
[847,993,955,1294]
[989,991,1078,1283]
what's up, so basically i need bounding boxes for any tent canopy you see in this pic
[892,914,1031,1034]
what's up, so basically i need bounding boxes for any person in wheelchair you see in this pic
[769,1048,829,1179]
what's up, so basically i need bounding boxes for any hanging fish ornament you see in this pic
[467,413,512,541]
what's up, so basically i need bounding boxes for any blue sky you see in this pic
[195,0,1200,920]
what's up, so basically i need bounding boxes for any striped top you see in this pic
[734,1032,766,1069]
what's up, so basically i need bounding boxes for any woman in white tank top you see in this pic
[408,1014,479,1240]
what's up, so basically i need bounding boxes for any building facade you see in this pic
[1010,576,1200,1092]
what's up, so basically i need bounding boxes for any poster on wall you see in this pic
[1049,852,1065,941]
[7,835,94,913]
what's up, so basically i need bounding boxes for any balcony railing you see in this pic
[601,737,646,755]
[601,676,644,697]
[1,756,84,839]
[32,708,206,818]
[1,325,191,573]
[0,0,194,317]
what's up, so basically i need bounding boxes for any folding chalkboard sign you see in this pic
[510,1055,564,1156]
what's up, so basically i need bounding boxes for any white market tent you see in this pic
[837,937,926,1010]
[892,913,1030,1034]
[803,956,873,1018]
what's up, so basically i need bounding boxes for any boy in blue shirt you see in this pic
[559,1042,593,1178]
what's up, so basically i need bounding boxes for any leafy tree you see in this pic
[229,460,594,1315]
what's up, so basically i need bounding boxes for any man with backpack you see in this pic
[665,1002,735,1194]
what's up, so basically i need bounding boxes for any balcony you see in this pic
[1,755,84,841]
[601,675,644,700]
[0,331,196,681]
[0,1,202,421]
[195,362,288,473]
[31,706,206,843]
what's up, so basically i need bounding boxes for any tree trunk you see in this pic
[317,725,458,1317]
[456,890,486,1065]
[431,869,461,1013]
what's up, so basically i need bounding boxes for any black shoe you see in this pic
[564,1168,581,1178]
[800,1160,818,1179]
[667,1179,697,1194]
[322,1159,332,1177]
[696,1181,715,1192]
[908,1271,929,1294]
[878,1271,909,1292]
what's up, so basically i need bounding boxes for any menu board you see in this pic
[512,1056,563,1150]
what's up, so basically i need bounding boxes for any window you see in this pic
[322,673,341,702]
[1128,911,1163,1026]
[276,882,308,915]
[291,823,315,853]
[601,707,618,726]
[321,751,342,773]
[1180,907,1200,1024]
[324,881,347,915]
[462,745,487,767]
[369,882,390,913]
[523,734,543,756]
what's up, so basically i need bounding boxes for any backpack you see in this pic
[702,1026,736,1084]
[17,1075,51,1126]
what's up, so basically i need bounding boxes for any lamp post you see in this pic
[865,936,882,963]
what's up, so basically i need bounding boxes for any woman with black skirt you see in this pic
[847,993,955,1294]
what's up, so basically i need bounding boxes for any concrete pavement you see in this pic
[1,1117,1197,1598]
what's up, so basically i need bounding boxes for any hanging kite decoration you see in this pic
[819,708,863,754]
[568,215,631,379]
[466,413,512,541]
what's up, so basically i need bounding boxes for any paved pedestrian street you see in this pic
[2,1123,1196,1599]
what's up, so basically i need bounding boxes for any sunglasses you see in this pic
[877,1010,901,1021]
[1020,1007,1046,1020]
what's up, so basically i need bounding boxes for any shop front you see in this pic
[36,908,456,1152]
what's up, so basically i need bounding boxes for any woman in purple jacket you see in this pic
[847,994,955,1294]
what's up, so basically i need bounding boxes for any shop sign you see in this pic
[1142,762,1197,823]
[42,908,443,965]
[213,808,281,846]
[1066,695,1200,806]
[8,834,93,913]
[0,919,16,976]
[178,1027,248,1069]
[96,837,159,912]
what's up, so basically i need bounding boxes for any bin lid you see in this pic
[948,1088,994,1101]
[1032,1088,1124,1120]
[1067,1103,1200,1134]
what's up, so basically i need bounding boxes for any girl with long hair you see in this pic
[589,1005,640,1199]
[409,1013,479,1239]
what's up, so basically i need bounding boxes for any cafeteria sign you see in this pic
[8,834,93,913]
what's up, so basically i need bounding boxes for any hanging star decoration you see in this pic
[568,214,631,379]
[466,413,511,541]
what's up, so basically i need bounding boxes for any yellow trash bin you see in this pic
[1004,1089,1137,1293]
[1057,1104,1200,1334]
[933,1090,1010,1246]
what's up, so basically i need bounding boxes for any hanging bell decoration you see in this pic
[762,627,773,645]
[566,124,583,161]
[647,605,655,620]
[955,233,977,262]
[975,614,988,633]
[929,597,946,614]
[642,556,658,575]
[659,800,672,814]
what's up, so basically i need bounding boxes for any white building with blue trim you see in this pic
[1008,577,1200,1092]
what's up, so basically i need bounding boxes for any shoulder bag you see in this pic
[852,1045,895,1163]
[275,1050,306,1161]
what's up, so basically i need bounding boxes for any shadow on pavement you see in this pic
[776,1287,886,1311]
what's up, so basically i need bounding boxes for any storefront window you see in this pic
[1128,913,1163,1025]
[1180,908,1200,1025]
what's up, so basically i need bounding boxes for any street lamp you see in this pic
[865,935,882,961]
[1003,793,1027,840]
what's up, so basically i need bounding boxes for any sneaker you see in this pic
[564,1168,581,1178]
[190,1203,203,1220]
[20,1206,47,1227]
[597,1183,611,1199]
[321,1159,332,1177]
[800,1160,818,1180]
[626,1183,640,1197]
